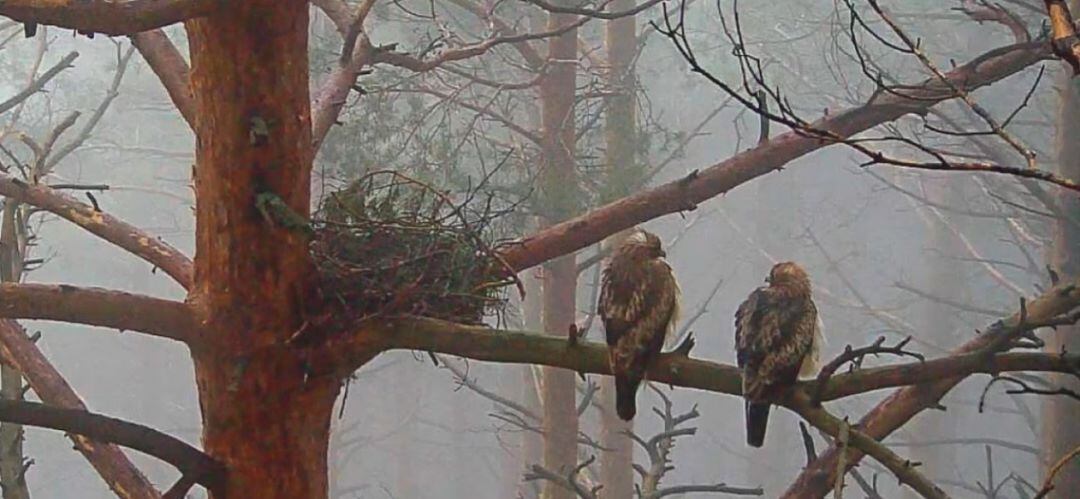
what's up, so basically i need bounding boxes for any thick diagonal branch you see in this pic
[131,30,195,128]
[0,320,163,498]
[781,282,1080,498]
[788,392,949,499]
[0,283,197,342]
[0,399,223,495]
[500,39,1052,272]
[0,175,193,289]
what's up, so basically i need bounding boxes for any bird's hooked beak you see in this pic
[658,249,667,258]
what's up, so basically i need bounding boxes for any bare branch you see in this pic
[811,336,924,405]
[821,351,1080,401]
[782,278,1080,497]
[1034,444,1080,498]
[0,399,223,496]
[500,39,1054,272]
[0,283,197,342]
[789,392,950,499]
[0,174,194,289]
[0,51,78,115]
[131,30,195,128]
[524,455,600,499]
[312,283,1080,404]
[0,0,218,36]
[1045,0,1080,73]
[520,0,664,20]
[0,320,162,498]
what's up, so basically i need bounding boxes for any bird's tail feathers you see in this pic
[615,375,640,421]
[745,401,771,447]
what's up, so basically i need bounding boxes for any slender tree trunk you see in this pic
[598,4,638,495]
[0,200,29,499]
[519,270,545,498]
[185,2,341,496]
[538,5,581,498]
[1042,65,1080,499]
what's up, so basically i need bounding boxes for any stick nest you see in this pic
[309,171,515,330]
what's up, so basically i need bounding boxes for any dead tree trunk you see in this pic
[0,200,29,499]
[1042,63,1080,498]
[185,2,341,496]
[538,4,581,498]
[599,3,639,495]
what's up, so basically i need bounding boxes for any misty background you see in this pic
[0,1,1060,497]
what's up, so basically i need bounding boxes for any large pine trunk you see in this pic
[184,2,341,496]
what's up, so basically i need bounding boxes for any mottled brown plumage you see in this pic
[599,229,680,420]
[735,261,820,447]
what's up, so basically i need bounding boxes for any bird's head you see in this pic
[620,229,666,260]
[766,261,811,295]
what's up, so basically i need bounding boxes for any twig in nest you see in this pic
[812,336,924,405]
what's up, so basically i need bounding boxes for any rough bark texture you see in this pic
[539,6,581,498]
[1042,66,1080,498]
[185,2,341,497]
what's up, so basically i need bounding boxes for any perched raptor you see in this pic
[599,229,680,420]
[735,261,821,447]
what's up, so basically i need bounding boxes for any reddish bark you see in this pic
[0,320,162,499]
[501,40,1052,272]
[185,2,341,497]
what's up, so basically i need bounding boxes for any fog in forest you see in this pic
[0,1,1074,498]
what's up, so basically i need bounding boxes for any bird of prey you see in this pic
[599,229,680,420]
[735,261,821,447]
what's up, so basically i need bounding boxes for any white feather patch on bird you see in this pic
[626,229,648,245]
[663,265,682,349]
[798,313,825,378]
